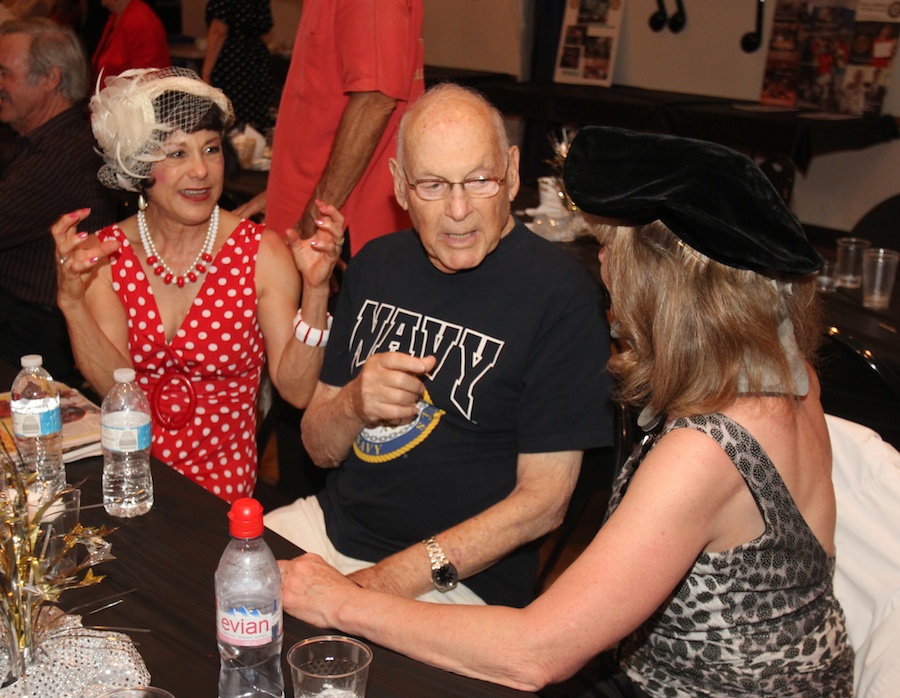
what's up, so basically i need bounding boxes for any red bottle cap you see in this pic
[228,497,264,539]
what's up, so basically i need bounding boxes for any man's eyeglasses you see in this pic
[405,160,509,201]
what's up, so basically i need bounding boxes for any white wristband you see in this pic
[293,310,333,347]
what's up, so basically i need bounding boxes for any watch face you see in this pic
[433,563,459,591]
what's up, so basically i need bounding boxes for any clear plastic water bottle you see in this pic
[10,354,65,495]
[216,498,284,698]
[101,368,153,517]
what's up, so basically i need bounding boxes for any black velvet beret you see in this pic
[562,126,823,274]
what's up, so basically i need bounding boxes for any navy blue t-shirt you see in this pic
[317,221,613,606]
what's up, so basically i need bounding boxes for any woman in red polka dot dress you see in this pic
[50,68,344,502]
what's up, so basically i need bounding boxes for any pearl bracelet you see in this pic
[293,310,333,347]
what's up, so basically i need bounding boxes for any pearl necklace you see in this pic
[137,205,218,287]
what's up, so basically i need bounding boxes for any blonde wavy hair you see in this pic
[597,221,821,418]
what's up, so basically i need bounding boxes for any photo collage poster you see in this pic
[761,0,900,114]
[554,0,624,86]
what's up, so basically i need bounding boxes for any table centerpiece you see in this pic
[0,434,150,695]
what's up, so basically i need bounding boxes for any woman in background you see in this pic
[91,0,169,83]
[201,0,276,132]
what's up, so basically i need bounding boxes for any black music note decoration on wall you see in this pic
[669,0,687,33]
[649,0,668,32]
[742,0,766,53]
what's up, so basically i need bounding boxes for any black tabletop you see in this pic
[810,237,900,375]
[0,349,534,696]
[59,456,535,697]
[819,285,900,371]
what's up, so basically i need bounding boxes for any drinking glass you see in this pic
[815,260,836,293]
[40,487,80,576]
[862,247,899,310]
[288,635,373,697]
[835,237,871,289]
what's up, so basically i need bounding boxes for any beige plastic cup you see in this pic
[862,247,899,310]
[288,635,373,697]
[835,236,871,289]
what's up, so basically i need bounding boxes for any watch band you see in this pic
[423,536,449,568]
[422,536,458,592]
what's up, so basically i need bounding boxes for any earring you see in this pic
[138,192,148,211]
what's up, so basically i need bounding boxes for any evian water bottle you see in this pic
[216,498,284,698]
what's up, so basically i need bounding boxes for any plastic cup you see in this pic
[97,688,175,697]
[288,635,373,697]
[862,247,899,310]
[41,487,81,576]
[835,236,871,289]
[815,260,836,293]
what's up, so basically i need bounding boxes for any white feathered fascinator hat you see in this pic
[91,66,234,192]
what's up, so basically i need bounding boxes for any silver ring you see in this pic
[57,255,68,265]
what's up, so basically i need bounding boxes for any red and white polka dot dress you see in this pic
[100,220,266,503]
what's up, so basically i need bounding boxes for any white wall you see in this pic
[614,1,771,99]
[793,141,900,231]
[179,2,202,39]
[181,0,301,49]
[610,1,900,232]
[422,0,534,79]
[269,0,302,48]
[613,0,899,113]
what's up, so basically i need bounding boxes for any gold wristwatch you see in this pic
[422,536,458,592]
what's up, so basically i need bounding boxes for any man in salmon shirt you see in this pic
[235,0,425,257]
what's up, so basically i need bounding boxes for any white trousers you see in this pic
[265,496,485,605]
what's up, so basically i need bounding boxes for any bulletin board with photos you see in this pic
[554,0,624,87]
[761,0,900,115]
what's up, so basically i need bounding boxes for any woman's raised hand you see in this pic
[284,199,346,290]
[51,209,121,305]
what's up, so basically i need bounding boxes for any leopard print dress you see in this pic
[607,413,855,697]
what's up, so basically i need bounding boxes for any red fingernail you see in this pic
[89,256,98,264]
[314,219,325,227]
[315,199,328,212]
[77,232,88,240]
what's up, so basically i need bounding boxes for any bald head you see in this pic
[396,83,510,170]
